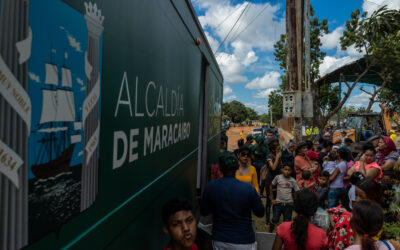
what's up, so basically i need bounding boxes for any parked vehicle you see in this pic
[252,128,263,137]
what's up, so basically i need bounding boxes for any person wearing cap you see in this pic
[200,151,264,249]
[294,142,317,187]
[245,134,254,147]
[251,135,269,192]
[235,146,259,194]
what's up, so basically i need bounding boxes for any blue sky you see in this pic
[191,0,400,114]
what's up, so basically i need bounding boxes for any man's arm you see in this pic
[251,188,265,217]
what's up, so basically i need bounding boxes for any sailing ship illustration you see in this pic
[30,60,82,179]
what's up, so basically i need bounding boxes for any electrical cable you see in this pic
[229,3,270,43]
[214,2,250,54]
[215,4,242,30]
[227,3,252,44]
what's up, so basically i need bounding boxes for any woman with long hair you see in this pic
[327,179,383,250]
[347,144,382,181]
[376,136,399,171]
[327,148,350,208]
[346,200,395,250]
[272,189,328,250]
[235,146,259,194]
[264,139,282,225]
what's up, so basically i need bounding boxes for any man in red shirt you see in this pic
[162,198,198,250]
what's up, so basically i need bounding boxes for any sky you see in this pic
[191,0,400,114]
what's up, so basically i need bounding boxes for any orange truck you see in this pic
[332,106,394,152]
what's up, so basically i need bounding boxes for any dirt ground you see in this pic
[226,125,294,232]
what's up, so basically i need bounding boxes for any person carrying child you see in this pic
[298,170,316,191]
[162,198,198,250]
[268,162,300,233]
[272,189,328,250]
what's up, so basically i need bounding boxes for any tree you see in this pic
[246,107,259,121]
[268,90,283,122]
[222,100,249,123]
[339,7,400,113]
[259,113,270,123]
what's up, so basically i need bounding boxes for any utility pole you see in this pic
[283,0,312,143]
[270,105,273,124]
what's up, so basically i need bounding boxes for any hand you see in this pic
[276,151,282,159]
[360,154,365,162]
[271,199,277,205]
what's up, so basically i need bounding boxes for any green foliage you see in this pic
[268,90,283,122]
[341,7,400,55]
[222,100,259,123]
[319,85,339,115]
[259,113,270,123]
[246,107,259,121]
[378,88,400,115]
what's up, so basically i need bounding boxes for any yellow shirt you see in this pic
[240,132,245,140]
[236,165,259,194]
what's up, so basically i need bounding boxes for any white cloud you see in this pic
[224,94,236,101]
[345,91,371,108]
[29,72,40,83]
[204,31,219,52]
[362,0,400,16]
[223,85,233,96]
[245,71,280,90]
[76,77,84,85]
[321,26,343,50]
[245,102,269,114]
[253,88,278,99]
[319,56,358,76]
[199,2,285,52]
[199,1,285,84]
[217,52,249,84]
[67,35,82,52]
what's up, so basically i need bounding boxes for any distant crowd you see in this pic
[161,128,400,250]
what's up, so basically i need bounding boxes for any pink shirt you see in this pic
[277,221,328,250]
[354,161,382,181]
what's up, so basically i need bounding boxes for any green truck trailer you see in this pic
[0,0,223,248]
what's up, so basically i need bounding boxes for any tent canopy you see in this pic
[315,57,400,93]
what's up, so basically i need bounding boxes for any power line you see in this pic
[227,3,252,44]
[229,3,270,43]
[215,4,242,30]
[214,2,250,55]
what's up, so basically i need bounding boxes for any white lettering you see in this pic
[135,77,144,117]
[129,128,139,163]
[143,127,153,156]
[156,86,164,116]
[114,72,132,117]
[145,81,156,117]
[153,126,161,152]
[113,131,128,169]
[162,125,168,148]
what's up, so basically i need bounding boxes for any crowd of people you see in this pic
[161,128,400,250]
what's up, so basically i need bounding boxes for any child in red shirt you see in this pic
[298,170,316,191]
[272,189,328,250]
[162,198,198,250]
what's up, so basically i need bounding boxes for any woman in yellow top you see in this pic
[235,146,259,194]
